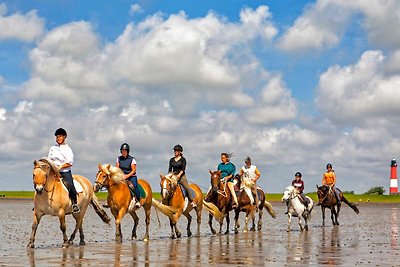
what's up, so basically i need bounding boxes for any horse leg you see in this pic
[287,213,292,232]
[303,214,309,231]
[169,218,176,239]
[208,213,216,235]
[115,215,124,243]
[298,216,304,231]
[335,204,341,226]
[27,211,43,248]
[130,211,139,240]
[195,206,201,237]
[257,208,263,231]
[224,212,230,235]
[183,212,192,237]
[234,209,240,234]
[250,210,256,231]
[78,224,85,246]
[321,206,326,226]
[173,213,182,238]
[144,205,151,241]
[330,207,336,226]
[68,214,85,246]
[244,211,250,233]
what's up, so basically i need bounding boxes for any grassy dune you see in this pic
[1,191,400,203]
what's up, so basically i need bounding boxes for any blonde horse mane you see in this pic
[163,173,178,186]
[99,164,125,183]
[37,157,60,177]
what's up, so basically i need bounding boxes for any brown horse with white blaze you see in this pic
[94,164,153,242]
[28,158,110,248]
[152,173,203,239]
[202,170,234,235]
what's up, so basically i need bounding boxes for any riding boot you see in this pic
[285,201,289,214]
[253,186,259,212]
[334,188,341,204]
[228,182,238,208]
[61,171,80,213]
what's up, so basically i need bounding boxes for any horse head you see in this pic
[32,158,58,194]
[94,163,111,192]
[316,184,329,204]
[160,173,178,199]
[209,170,222,193]
[233,174,241,191]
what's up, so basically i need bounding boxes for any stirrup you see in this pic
[102,202,109,208]
[135,201,141,208]
[190,202,197,208]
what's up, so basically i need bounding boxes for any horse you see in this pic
[93,164,153,242]
[28,158,110,248]
[152,173,203,239]
[281,185,313,232]
[316,185,359,226]
[201,170,235,235]
[232,175,276,233]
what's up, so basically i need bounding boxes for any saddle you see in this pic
[60,178,83,194]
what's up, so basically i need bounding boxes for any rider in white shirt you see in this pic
[239,157,261,211]
[48,128,80,213]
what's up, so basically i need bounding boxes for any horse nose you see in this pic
[93,184,99,193]
[35,185,43,194]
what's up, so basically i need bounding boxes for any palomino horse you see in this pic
[282,185,313,232]
[232,175,276,233]
[94,164,153,242]
[316,185,359,226]
[202,170,234,235]
[152,173,203,239]
[28,158,110,248]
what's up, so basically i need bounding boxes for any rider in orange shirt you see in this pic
[322,163,341,204]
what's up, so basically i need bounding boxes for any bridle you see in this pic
[33,164,55,193]
[94,170,118,190]
[161,175,177,200]
[210,173,228,197]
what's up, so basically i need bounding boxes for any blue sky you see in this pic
[1,0,400,193]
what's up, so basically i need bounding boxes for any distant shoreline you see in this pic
[1,191,400,203]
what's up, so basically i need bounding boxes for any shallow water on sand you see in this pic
[0,200,398,266]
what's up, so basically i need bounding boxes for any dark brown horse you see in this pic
[316,185,359,226]
[152,173,203,239]
[232,175,276,233]
[202,170,234,235]
[94,164,153,242]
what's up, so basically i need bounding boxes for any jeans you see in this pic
[127,175,140,200]
[60,171,77,204]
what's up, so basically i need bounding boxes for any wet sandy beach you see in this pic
[0,199,399,266]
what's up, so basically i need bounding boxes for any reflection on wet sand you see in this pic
[391,208,398,249]
[286,231,312,264]
[318,227,342,265]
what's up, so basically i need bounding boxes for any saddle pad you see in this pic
[61,179,83,193]
[128,183,146,199]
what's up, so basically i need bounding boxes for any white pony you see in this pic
[281,185,313,232]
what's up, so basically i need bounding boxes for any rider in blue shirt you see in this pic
[218,153,238,208]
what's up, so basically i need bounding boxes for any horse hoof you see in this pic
[143,237,149,242]
[243,229,248,233]
[67,240,73,246]
[176,232,182,238]
[257,225,262,231]
[27,243,34,249]
[250,227,255,232]
[234,229,238,234]
[62,243,69,248]
[79,240,86,246]
[224,231,229,235]
[116,237,122,243]
[211,229,216,235]
[132,235,137,240]
[171,235,176,239]
[187,231,192,237]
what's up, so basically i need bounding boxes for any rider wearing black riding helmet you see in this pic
[168,144,196,207]
[48,128,80,213]
[285,171,309,214]
[116,143,141,208]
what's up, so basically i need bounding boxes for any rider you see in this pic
[322,163,341,204]
[292,172,309,208]
[239,156,261,211]
[168,144,196,207]
[48,128,80,213]
[116,143,141,208]
[218,153,238,208]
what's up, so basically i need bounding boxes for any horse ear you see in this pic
[33,160,38,167]
[160,174,163,180]
[105,164,111,170]
[209,169,212,174]
[98,163,102,170]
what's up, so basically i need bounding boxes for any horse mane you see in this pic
[37,158,60,176]
[106,165,126,183]
[164,173,178,186]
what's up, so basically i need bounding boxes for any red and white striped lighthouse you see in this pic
[389,158,398,195]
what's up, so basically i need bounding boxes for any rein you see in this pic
[33,165,56,194]
[95,172,119,189]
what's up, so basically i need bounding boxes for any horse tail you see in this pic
[263,200,276,219]
[151,198,179,220]
[341,196,359,214]
[90,193,111,224]
[202,200,225,221]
